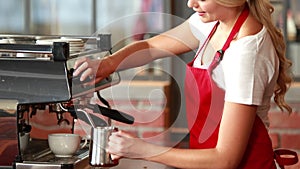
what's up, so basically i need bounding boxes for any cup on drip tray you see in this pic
[48,133,87,158]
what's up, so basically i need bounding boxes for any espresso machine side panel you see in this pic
[0,59,71,104]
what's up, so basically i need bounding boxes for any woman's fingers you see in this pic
[73,57,88,70]
[110,154,122,160]
[107,131,127,155]
[73,58,100,83]
[79,66,93,81]
[107,130,145,159]
[73,56,114,84]
[73,58,90,77]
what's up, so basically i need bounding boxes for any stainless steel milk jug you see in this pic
[89,126,119,167]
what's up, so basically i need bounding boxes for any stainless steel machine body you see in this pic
[0,34,124,169]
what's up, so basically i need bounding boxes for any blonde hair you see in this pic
[217,0,293,113]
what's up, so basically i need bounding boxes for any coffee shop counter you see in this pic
[82,159,174,169]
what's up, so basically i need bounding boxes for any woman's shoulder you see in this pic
[230,25,272,54]
[237,13,263,40]
[224,25,277,71]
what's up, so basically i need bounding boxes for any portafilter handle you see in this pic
[87,104,134,125]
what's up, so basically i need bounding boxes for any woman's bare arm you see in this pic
[73,20,199,82]
[107,102,257,169]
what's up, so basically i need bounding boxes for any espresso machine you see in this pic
[0,34,134,169]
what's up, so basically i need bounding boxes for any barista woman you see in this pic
[74,0,296,168]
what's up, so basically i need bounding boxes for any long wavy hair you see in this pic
[216,0,293,113]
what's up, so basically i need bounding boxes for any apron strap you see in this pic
[208,5,249,72]
[222,5,249,51]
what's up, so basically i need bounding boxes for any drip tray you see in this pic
[15,139,90,169]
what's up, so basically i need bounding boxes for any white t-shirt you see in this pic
[188,13,279,127]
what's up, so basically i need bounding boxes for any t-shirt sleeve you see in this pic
[223,50,274,105]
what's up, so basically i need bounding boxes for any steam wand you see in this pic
[76,109,96,128]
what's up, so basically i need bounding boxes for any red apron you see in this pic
[184,5,297,168]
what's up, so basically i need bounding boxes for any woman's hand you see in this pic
[107,130,156,160]
[73,56,116,84]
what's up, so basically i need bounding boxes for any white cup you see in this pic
[48,133,87,157]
